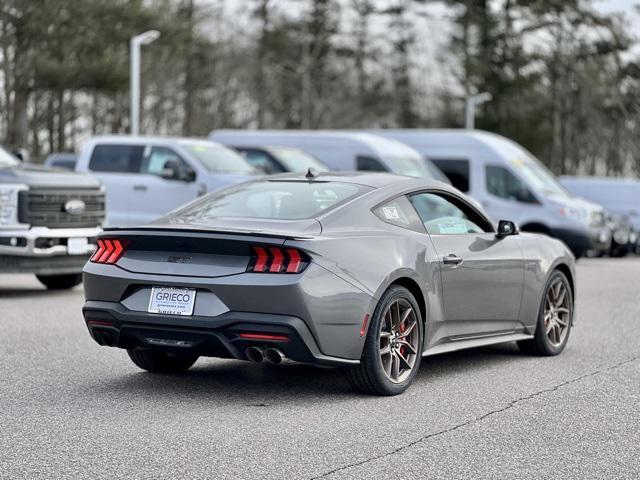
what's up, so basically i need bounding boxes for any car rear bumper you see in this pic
[82,261,375,364]
[83,301,359,367]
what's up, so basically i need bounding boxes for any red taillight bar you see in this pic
[253,246,268,272]
[248,246,308,274]
[269,247,284,273]
[86,320,114,327]
[239,333,290,342]
[90,239,129,264]
[285,249,301,273]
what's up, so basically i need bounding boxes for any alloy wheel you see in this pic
[544,279,571,347]
[379,298,420,383]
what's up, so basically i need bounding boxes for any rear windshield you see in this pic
[173,180,370,221]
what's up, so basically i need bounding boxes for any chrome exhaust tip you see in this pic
[245,346,264,363]
[263,348,286,365]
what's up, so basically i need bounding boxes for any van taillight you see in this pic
[90,239,129,264]
[247,246,309,273]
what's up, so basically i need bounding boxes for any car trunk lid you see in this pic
[101,221,318,277]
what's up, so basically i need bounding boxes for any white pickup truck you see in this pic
[0,147,104,289]
[75,136,255,227]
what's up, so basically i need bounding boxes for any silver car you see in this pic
[82,172,576,395]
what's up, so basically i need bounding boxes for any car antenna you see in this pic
[305,168,315,180]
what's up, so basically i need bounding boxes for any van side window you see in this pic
[357,156,387,172]
[430,159,470,192]
[486,165,538,203]
[89,145,145,173]
[409,192,491,235]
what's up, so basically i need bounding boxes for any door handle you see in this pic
[443,254,463,266]
[133,184,148,192]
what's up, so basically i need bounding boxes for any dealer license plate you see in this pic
[148,287,196,316]
[68,237,89,255]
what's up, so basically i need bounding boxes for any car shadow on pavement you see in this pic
[92,360,355,404]
[416,342,522,380]
[90,343,523,403]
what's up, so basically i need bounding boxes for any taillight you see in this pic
[247,246,309,273]
[90,238,129,264]
[239,332,290,342]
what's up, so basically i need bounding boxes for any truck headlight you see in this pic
[588,211,605,228]
[0,184,27,228]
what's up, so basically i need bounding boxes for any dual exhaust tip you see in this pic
[92,329,117,347]
[245,346,287,364]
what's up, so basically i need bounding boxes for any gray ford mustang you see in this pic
[82,172,575,395]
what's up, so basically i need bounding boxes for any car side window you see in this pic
[140,147,184,175]
[485,165,537,203]
[357,155,387,172]
[431,159,470,192]
[140,146,191,178]
[240,148,285,174]
[409,192,491,235]
[373,196,424,233]
[89,144,145,173]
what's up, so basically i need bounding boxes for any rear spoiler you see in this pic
[102,226,316,241]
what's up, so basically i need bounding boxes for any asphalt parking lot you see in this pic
[1,258,639,479]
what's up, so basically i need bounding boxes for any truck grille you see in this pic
[19,188,105,228]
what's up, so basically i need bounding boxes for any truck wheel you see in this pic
[36,273,83,290]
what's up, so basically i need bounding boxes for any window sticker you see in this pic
[382,206,400,220]
[438,222,467,234]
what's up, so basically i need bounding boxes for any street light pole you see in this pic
[130,30,160,136]
[465,92,492,130]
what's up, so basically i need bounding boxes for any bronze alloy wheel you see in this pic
[378,298,420,383]
[543,278,571,347]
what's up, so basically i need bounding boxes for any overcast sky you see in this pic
[595,0,640,31]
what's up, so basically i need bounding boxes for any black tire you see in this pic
[36,273,82,290]
[127,349,199,373]
[518,270,573,356]
[347,285,423,396]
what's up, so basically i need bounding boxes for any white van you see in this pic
[209,130,449,182]
[560,176,640,230]
[372,129,611,257]
[76,136,255,227]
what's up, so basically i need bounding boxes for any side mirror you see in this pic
[183,168,196,182]
[497,220,519,238]
[160,159,180,180]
